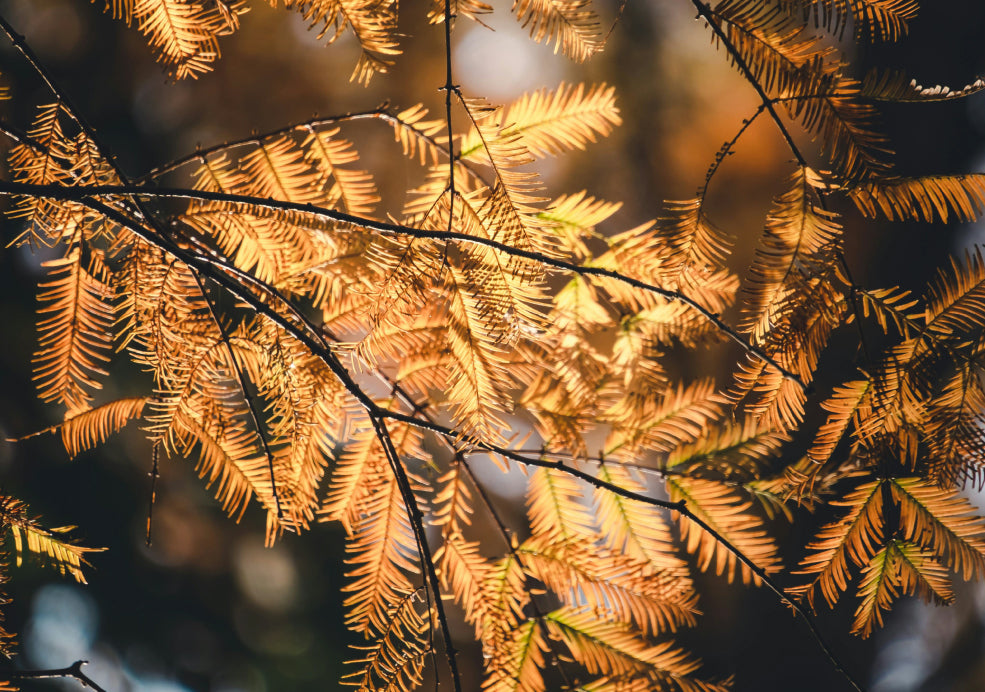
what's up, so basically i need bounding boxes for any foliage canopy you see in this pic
[3,0,985,690]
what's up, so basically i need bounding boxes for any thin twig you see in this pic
[370,415,462,692]
[0,179,807,390]
[699,103,766,200]
[441,0,458,235]
[139,108,389,182]
[690,0,808,169]
[146,442,160,547]
[4,661,107,692]
[192,274,285,522]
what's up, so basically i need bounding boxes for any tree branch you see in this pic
[690,0,809,170]
[369,414,462,692]
[3,661,107,692]
[0,181,856,692]
[0,179,807,390]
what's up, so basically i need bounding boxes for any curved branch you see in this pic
[370,414,462,692]
[690,0,809,169]
[0,179,807,390]
[3,661,107,692]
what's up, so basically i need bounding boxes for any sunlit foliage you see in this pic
[3,1,985,690]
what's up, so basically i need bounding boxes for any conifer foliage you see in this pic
[3,0,985,690]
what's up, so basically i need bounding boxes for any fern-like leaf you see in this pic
[512,0,603,62]
[668,476,782,584]
[32,245,116,412]
[482,618,547,692]
[0,496,102,584]
[544,607,726,691]
[852,539,952,638]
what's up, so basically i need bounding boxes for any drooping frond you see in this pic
[850,174,985,224]
[605,380,724,458]
[543,607,727,692]
[667,476,782,584]
[658,200,734,274]
[179,414,269,522]
[728,169,847,429]
[459,98,560,258]
[434,532,492,636]
[322,422,423,532]
[540,192,621,259]
[432,461,477,533]
[111,0,247,79]
[511,0,603,62]
[441,263,520,439]
[270,0,401,84]
[341,455,421,636]
[924,247,985,340]
[713,0,838,95]
[739,168,842,344]
[780,74,893,181]
[856,286,921,337]
[482,618,547,692]
[184,154,311,285]
[666,417,789,482]
[519,536,699,634]
[521,274,611,453]
[0,496,102,584]
[861,70,985,102]
[726,354,807,432]
[32,245,116,413]
[57,397,148,458]
[849,0,919,41]
[808,378,872,468]
[891,478,985,581]
[301,126,381,217]
[8,396,149,459]
[776,0,917,41]
[387,104,448,166]
[342,589,430,691]
[792,479,884,608]
[527,466,597,543]
[852,539,952,638]
[593,465,690,579]
[7,103,91,246]
[922,363,985,486]
[480,554,531,656]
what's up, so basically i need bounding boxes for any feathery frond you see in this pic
[668,476,782,584]
[852,539,952,638]
[0,496,102,584]
[512,0,603,62]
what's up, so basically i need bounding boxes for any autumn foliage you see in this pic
[3,0,985,690]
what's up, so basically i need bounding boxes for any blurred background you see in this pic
[1,1,985,690]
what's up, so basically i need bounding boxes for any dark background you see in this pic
[1,1,985,691]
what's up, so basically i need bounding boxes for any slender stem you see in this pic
[699,103,765,200]
[690,0,809,169]
[370,415,462,692]
[193,273,284,522]
[146,442,160,547]
[4,661,107,692]
[442,0,458,234]
[140,108,389,182]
